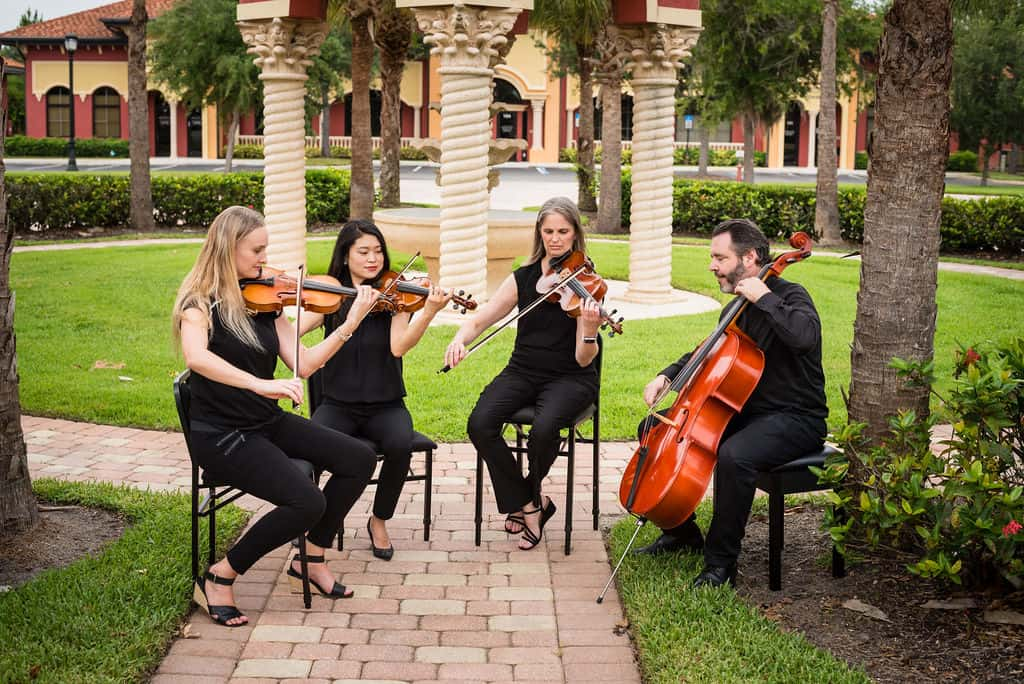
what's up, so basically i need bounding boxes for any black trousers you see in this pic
[189,413,376,574]
[468,367,597,514]
[638,411,825,568]
[312,399,413,521]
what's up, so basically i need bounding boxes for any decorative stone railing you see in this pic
[236,135,424,150]
[567,140,744,152]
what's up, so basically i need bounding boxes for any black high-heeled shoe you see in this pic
[519,499,557,551]
[504,511,526,534]
[287,555,354,598]
[193,570,247,627]
[366,518,394,561]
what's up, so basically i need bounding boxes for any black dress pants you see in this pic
[468,367,597,514]
[312,399,414,521]
[189,413,376,574]
[638,411,825,568]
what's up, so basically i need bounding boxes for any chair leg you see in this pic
[295,536,312,609]
[768,482,784,591]
[564,429,575,556]
[208,491,217,576]
[423,449,433,542]
[591,414,600,532]
[474,452,484,547]
[191,475,200,584]
[831,502,846,579]
[337,519,345,552]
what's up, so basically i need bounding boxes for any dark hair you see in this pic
[327,219,390,286]
[711,218,770,266]
[325,219,390,327]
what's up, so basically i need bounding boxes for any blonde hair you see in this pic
[172,206,266,351]
[526,196,587,265]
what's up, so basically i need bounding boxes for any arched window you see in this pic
[93,87,121,138]
[46,86,71,138]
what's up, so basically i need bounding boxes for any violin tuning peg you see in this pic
[610,309,618,315]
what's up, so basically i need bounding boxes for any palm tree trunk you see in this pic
[349,10,374,220]
[127,0,154,230]
[595,77,622,233]
[815,0,841,244]
[743,111,755,183]
[848,0,953,445]
[576,43,597,212]
[0,86,38,535]
[375,7,412,209]
[320,87,331,158]
[698,122,710,177]
[223,110,239,173]
[980,143,991,186]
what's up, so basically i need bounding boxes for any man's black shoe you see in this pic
[692,564,737,589]
[633,533,703,556]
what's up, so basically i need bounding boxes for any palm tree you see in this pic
[126,0,154,230]
[373,1,415,208]
[0,61,38,535]
[531,0,611,214]
[815,0,840,244]
[342,0,375,219]
[593,20,624,232]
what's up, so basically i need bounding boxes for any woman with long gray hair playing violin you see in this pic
[444,197,602,551]
[171,206,376,627]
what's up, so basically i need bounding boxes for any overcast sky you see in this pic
[1,1,110,34]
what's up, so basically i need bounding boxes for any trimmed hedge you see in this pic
[6,135,130,158]
[7,169,351,233]
[619,173,1024,254]
[228,143,430,161]
[947,150,979,172]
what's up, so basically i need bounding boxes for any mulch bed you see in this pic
[738,503,1024,683]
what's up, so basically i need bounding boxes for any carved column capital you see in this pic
[619,23,699,78]
[412,4,522,71]
[238,17,327,79]
[592,23,629,84]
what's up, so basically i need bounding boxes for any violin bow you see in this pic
[437,262,588,374]
[291,264,304,410]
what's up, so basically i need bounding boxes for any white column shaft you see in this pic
[413,105,422,139]
[807,109,818,168]
[530,100,544,150]
[169,99,179,160]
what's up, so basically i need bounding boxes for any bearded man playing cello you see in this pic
[634,218,828,589]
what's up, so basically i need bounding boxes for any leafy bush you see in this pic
[855,151,869,170]
[947,150,979,172]
[6,134,129,158]
[7,169,351,232]
[816,339,1024,588]
[228,143,264,159]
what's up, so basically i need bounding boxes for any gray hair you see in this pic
[527,196,587,264]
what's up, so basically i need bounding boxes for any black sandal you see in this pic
[504,511,526,534]
[519,499,557,551]
[287,554,354,599]
[193,570,247,627]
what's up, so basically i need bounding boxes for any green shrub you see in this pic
[7,169,351,232]
[816,339,1024,588]
[855,151,869,170]
[947,150,979,172]
[6,134,129,157]
[228,143,265,158]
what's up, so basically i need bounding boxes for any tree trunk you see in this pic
[223,110,239,174]
[743,111,755,183]
[0,66,38,536]
[1008,143,1020,175]
[815,0,841,244]
[349,10,374,220]
[980,143,991,186]
[576,43,597,213]
[320,87,330,158]
[127,0,154,231]
[698,122,710,177]
[374,7,412,209]
[848,0,953,445]
[595,77,622,233]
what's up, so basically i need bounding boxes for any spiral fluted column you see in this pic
[411,4,522,302]
[620,24,699,303]
[239,18,325,271]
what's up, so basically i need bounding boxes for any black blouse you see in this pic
[188,303,283,429]
[321,305,406,404]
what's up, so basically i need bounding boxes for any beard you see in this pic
[718,262,746,293]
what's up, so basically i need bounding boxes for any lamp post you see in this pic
[64,34,78,171]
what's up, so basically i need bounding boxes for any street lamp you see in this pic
[64,33,78,171]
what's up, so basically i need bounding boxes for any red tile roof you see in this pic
[0,0,178,41]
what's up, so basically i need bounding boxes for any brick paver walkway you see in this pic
[23,414,641,684]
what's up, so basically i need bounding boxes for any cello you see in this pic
[597,231,813,602]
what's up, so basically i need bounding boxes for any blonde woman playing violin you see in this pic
[172,206,376,627]
[445,197,602,551]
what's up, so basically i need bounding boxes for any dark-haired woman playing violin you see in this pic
[300,219,452,560]
[172,206,376,627]
[445,197,601,550]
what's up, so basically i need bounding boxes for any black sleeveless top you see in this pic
[507,261,598,380]
[321,304,406,404]
[188,303,283,429]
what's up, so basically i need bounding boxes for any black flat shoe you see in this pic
[366,518,394,561]
[193,570,247,627]
[287,554,354,598]
[634,532,704,556]
[692,564,737,589]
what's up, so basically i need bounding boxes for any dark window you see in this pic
[46,86,71,138]
[92,87,121,138]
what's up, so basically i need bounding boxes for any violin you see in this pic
[240,266,395,314]
[535,250,624,336]
[373,270,477,314]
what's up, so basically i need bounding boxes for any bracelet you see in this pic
[582,336,598,344]
[334,328,353,342]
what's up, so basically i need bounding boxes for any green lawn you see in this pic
[11,240,1023,439]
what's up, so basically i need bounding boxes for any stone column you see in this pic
[410,4,522,301]
[620,24,698,303]
[238,17,326,270]
[413,104,422,138]
[168,98,179,160]
[529,99,544,150]
[806,108,818,168]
